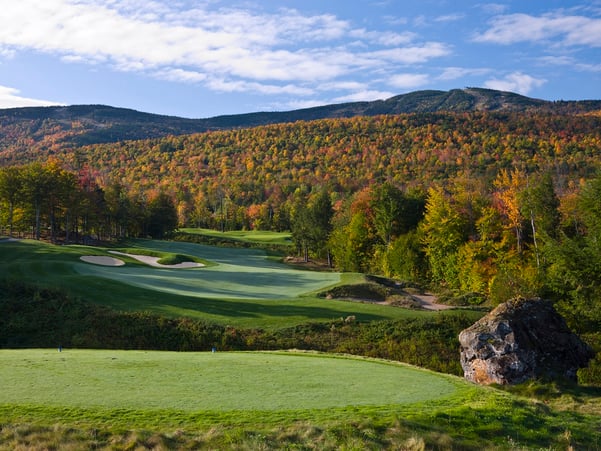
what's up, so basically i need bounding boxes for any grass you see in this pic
[0,349,600,449]
[0,349,459,412]
[112,247,208,266]
[2,239,601,448]
[0,239,441,328]
[179,228,293,246]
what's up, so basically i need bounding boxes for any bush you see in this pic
[0,280,479,375]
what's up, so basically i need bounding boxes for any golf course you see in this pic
[2,236,601,449]
[0,237,437,328]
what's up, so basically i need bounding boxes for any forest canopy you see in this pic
[2,110,601,335]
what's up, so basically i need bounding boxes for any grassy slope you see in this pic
[179,228,293,246]
[1,239,600,448]
[0,349,599,449]
[0,240,437,328]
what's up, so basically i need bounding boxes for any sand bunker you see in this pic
[109,251,203,268]
[80,255,126,266]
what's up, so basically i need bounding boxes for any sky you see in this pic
[0,0,600,118]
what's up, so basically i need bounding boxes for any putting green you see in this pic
[0,350,461,411]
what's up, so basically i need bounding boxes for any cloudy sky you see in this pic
[0,0,600,118]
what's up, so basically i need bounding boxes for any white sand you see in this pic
[109,251,203,268]
[80,255,126,266]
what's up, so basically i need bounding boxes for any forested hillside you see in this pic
[2,100,601,342]
[1,88,599,161]
[17,111,601,218]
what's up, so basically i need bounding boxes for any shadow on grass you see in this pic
[71,276,397,326]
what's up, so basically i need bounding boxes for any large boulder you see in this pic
[459,298,594,385]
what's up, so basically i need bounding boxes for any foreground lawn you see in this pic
[0,239,439,328]
[0,349,599,449]
[0,349,458,412]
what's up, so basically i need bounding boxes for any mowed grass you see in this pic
[0,349,459,412]
[179,228,293,246]
[0,239,437,328]
[1,349,600,449]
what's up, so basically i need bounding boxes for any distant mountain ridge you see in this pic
[0,88,600,152]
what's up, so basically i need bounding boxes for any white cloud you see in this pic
[206,78,314,96]
[316,81,369,92]
[279,99,330,110]
[389,73,430,89]
[0,85,63,108]
[475,12,601,47]
[349,29,416,46]
[484,72,546,95]
[478,3,508,15]
[539,56,601,73]
[333,90,395,103]
[434,14,465,23]
[368,42,451,64]
[438,66,491,80]
[0,0,451,100]
[155,68,207,83]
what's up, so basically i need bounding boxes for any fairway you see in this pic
[75,240,340,300]
[179,228,292,245]
[0,350,461,411]
[0,239,442,327]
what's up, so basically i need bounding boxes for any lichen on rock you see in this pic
[459,298,594,385]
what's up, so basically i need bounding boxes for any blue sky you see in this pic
[0,0,600,118]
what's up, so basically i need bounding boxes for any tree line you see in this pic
[3,111,601,234]
[0,161,178,242]
[4,160,601,335]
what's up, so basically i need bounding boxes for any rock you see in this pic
[459,298,594,385]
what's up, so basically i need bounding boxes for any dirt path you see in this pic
[409,292,454,311]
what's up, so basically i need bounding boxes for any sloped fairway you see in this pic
[0,239,436,328]
[75,240,340,300]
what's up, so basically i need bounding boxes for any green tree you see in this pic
[385,230,428,282]
[372,183,404,246]
[147,192,178,239]
[520,172,560,268]
[0,166,24,236]
[308,190,333,263]
[421,186,468,287]
[547,173,601,331]
[291,190,334,263]
[22,163,55,240]
[291,197,312,262]
[329,210,374,272]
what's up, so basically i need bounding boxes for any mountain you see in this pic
[0,88,600,159]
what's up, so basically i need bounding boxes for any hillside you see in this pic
[3,110,599,222]
[1,88,600,163]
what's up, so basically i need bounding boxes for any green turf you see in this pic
[76,240,340,300]
[179,228,293,245]
[0,239,437,328]
[0,349,460,412]
[1,349,599,449]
